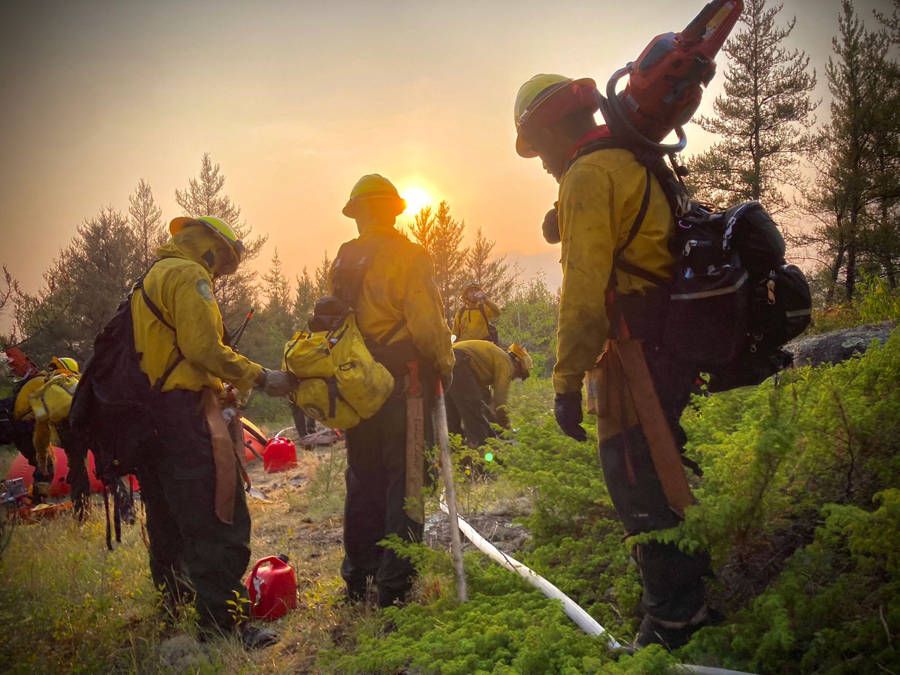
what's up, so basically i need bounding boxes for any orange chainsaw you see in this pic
[601,0,744,153]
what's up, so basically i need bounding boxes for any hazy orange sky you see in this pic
[0,0,890,310]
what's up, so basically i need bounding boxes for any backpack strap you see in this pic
[136,273,185,393]
[569,137,673,290]
[332,237,406,345]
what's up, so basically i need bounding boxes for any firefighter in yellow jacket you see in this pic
[452,284,501,343]
[446,340,531,447]
[331,174,454,607]
[514,74,710,649]
[131,216,292,648]
[27,357,90,516]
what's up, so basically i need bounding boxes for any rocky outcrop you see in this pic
[785,321,895,367]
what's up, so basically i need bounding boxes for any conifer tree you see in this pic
[687,0,817,211]
[798,1,898,301]
[408,201,468,318]
[174,153,264,327]
[464,228,516,304]
[127,179,165,272]
[260,249,292,333]
[292,268,317,328]
[16,207,134,360]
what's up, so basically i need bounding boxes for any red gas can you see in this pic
[263,436,297,473]
[246,555,298,620]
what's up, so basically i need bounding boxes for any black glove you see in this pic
[257,369,296,397]
[554,391,587,441]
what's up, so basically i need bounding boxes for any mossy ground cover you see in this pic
[1,330,899,673]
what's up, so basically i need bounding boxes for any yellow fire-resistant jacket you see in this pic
[131,235,264,394]
[554,147,674,394]
[12,375,45,421]
[452,340,515,423]
[331,224,454,378]
[452,300,500,341]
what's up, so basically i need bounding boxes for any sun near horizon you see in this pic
[400,185,434,217]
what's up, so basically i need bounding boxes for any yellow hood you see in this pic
[155,226,225,276]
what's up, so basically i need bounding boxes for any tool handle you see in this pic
[433,386,468,602]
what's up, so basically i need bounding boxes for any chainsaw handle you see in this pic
[603,67,688,154]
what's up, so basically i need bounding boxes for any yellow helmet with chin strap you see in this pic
[514,74,601,158]
[169,216,245,264]
[342,174,406,219]
[507,343,533,379]
[49,356,79,375]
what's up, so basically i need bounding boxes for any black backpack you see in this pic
[477,305,501,346]
[572,139,812,391]
[69,265,182,546]
[657,201,811,390]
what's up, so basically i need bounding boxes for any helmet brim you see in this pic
[342,195,407,219]
[515,77,598,158]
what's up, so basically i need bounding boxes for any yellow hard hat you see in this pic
[514,74,600,158]
[342,174,406,219]
[507,343,533,378]
[50,356,79,374]
[169,215,245,263]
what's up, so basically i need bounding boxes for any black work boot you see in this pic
[635,605,712,651]
[237,623,279,650]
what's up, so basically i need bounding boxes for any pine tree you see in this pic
[464,228,516,305]
[127,179,165,272]
[314,251,332,297]
[260,249,293,339]
[16,207,135,361]
[798,1,898,301]
[174,153,264,328]
[687,0,817,211]
[408,201,468,318]
[292,268,317,328]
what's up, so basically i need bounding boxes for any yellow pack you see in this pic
[29,373,79,424]
[283,314,395,430]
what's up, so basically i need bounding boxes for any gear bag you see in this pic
[70,267,183,485]
[28,372,79,424]
[659,201,811,374]
[283,237,401,429]
[571,138,812,390]
[283,309,395,430]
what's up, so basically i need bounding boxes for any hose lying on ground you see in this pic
[439,501,755,675]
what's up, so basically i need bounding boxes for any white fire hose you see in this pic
[439,502,755,675]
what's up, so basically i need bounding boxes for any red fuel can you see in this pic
[246,555,298,620]
[263,436,297,473]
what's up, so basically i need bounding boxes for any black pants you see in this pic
[136,389,251,630]
[445,353,495,448]
[290,403,316,437]
[599,294,709,629]
[341,383,430,607]
[56,421,90,518]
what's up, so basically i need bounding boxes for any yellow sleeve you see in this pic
[490,354,513,423]
[483,300,501,321]
[553,164,617,394]
[169,268,264,392]
[452,308,463,337]
[404,251,455,377]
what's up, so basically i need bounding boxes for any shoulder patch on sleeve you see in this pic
[196,278,214,302]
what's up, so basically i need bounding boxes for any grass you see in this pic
[0,440,360,673]
[0,403,539,674]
